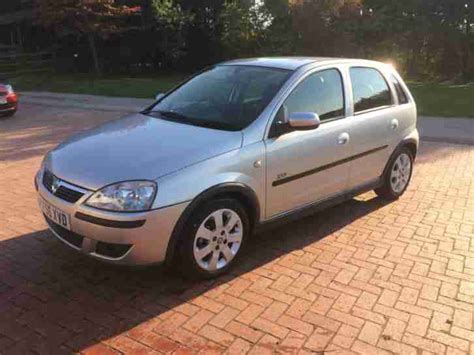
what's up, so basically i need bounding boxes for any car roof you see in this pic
[219,57,385,71]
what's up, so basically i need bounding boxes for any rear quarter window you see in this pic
[390,74,409,104]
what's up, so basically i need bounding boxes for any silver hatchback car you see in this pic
[36,57,418,278]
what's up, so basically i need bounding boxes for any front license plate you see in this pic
[39,198,71,230]
[0,98,6,104]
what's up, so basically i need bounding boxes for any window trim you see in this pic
[267,67,347,137]
[353,104,393,116]
[349,66,395,115]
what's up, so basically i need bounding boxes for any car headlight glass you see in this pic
[85,181,157,212]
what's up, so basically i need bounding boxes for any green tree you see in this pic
[149,0,193,67]
[289,0,354,56]
[218,0,273,58]
[175,0,227,68]
[32,0,474,80]
[36,0,137,75]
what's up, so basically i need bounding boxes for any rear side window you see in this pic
[282,69,345,121]
[390,74,409,104]
[350,67,392,113]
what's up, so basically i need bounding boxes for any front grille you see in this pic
[0,102,15,109]
[42,170,85,203]
[43,170,54,191]
[95,242,132,259]
[54,185,84,203]
[45,215,84,248]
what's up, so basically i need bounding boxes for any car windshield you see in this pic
[146,65,291,131]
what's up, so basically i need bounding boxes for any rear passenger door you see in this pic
[346,66,399,188]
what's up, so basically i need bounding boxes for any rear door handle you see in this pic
[390,118,399,130]
[337,132,350,145]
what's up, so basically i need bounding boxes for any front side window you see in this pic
[281,69,345,122]
[147,65,291,131]
[350,67,392,113]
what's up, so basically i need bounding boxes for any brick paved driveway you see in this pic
[1,104,474,354]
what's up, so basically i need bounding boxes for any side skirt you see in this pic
[255,178,383,232]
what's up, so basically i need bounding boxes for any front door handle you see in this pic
[390,118,399,130]
[337,132,350,145]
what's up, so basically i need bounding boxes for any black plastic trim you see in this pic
[0,105,17,112]
[75,212,146,229]
[272,145,388,187]
[399,137,418,158]
[258,178,383,231]
[95,241,132,258]
[42,170,86,203]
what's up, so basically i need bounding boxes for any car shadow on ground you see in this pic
[0,194,390,353]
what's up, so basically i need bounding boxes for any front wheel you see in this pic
[375,147,413,200]
[179,198,250,278]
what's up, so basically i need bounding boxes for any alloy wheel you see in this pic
[390,153,411,194]
[193,208,243,271]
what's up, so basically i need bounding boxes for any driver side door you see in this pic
[264,68,352,219]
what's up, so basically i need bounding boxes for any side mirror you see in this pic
[155,93,164,100]
[288,112,321,130]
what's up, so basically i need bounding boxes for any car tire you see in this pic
[179,198,250,279]
[375,147,413,200]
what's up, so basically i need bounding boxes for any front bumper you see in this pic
[36,170,189,265]
[0,102,17,113]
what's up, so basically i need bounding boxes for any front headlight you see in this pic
[85,181,157,212]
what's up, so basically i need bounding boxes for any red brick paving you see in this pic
[1,104,474,354]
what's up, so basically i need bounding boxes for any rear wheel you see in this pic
[375,147,413,200]
[179,198,249,278]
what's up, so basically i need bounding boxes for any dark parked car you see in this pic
[0,84,18,117]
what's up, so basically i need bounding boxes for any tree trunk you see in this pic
[462,17,471,80]
[87,33,101,76]
[406,34,418,77]
[141,0,153,27]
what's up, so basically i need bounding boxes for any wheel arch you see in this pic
[382,138,418,179]
[402,139,418,160]
[164,183,260,265]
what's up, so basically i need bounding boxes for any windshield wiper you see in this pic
[143,110,240,131]
[141,109,187,120]
[156,110,189,120]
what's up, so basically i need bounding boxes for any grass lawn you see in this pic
[11,73,187,99]
[10,73,474,117]
[408,82,474,118]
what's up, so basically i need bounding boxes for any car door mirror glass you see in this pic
[288,112,321,130]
